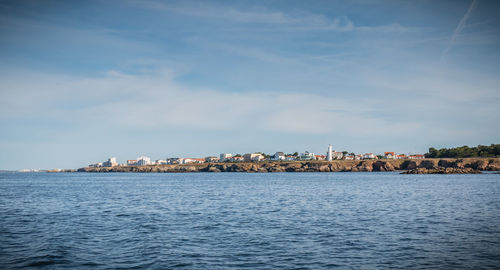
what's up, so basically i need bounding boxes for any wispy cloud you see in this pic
[130,0,408,33]
[0,68,421,136]
[442,0,478,59]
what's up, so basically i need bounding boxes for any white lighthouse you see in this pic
[326,144,333,161]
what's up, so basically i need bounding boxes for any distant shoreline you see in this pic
[76,158,500,174]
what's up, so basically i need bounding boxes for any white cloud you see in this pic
[130,0,407,33]
[0,69,422,136]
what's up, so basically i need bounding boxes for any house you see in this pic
[298,151,315,160]
[102,157,118,167]
[230,156,244,162]
[127,160,137,166]
[397,154,407,159]
[89,162,103,168]
[243,153,264,162]
[355,154,363,160]
[270,152,285,161]
[363,153,376,159]
[205,156,220,163]
[155,159,167,165]
[384,152,396,159]
[166,158,179,164]
[137,156,152,166]
[345,155,354,160]
[220,153,232,162]
[333,151,343,160]
[315,155,326,161]
[285,155,296,161]
[409,154,425,159]
[181,158,205,164]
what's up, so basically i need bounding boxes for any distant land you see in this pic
[78,144,499,174]
[11,144,499,173]
[78,158,500,174]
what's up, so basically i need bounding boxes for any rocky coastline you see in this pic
[77,158,500,174]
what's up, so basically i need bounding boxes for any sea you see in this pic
[0,172,499,269]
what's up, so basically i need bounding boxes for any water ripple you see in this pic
[0,172,499,269]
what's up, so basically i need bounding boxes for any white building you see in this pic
[205,156,220,163]
[155,159,167,165]
[137,156,152,166]
[167,158,180,164]
[180,158,205,164]
[220,153,232,162]
[102,157,117,167]
[243,153,264,162]
[315,155,326,160]
[89,162,103,168]
[326,145,333,161]
[384,152,396,159]
[230,156,244,162]
[127,160,137,166]
[298,151,315,160]
[270,152,285,161]
[363,153,376,159]
[333,151,343,160]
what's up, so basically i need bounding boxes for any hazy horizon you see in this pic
[1,0,500,170]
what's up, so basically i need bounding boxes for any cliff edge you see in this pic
[78,158,500,173]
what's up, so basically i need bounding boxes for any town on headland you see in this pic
[75,144,500,174]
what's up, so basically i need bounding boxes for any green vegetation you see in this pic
[425,144,500,158]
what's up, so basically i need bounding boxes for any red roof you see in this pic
[384,152,395,155]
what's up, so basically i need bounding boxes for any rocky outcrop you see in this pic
[77,158,499,173]
[401,167,481,174]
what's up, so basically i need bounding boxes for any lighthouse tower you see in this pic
[326,144,333,161]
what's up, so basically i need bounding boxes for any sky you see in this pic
[1,0,499,170]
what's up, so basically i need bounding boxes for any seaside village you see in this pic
[89,145,425,168]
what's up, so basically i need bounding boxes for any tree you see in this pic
[426,147,438,158]
[424,144,500,158]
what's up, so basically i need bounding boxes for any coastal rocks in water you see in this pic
[401,167,481,174]
[78,158,498,173]
[418,160,438,169]
[284,163,302,172]
[356,161,373,172]
[402,160,418,170]
[207,166,221,172]
[372,161,395,172]
[319,165,331,172]
[470,160,488,170]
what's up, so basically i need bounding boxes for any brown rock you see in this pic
[419,160,438,169]
[319,165,331,172]
[402,167,481,174]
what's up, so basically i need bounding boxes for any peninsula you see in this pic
[78,158,500,174]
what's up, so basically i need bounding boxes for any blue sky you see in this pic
[1,0,499,169]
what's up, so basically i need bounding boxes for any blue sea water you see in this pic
[0,172,499,269]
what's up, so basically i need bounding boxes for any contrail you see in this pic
[442,0,477,59]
